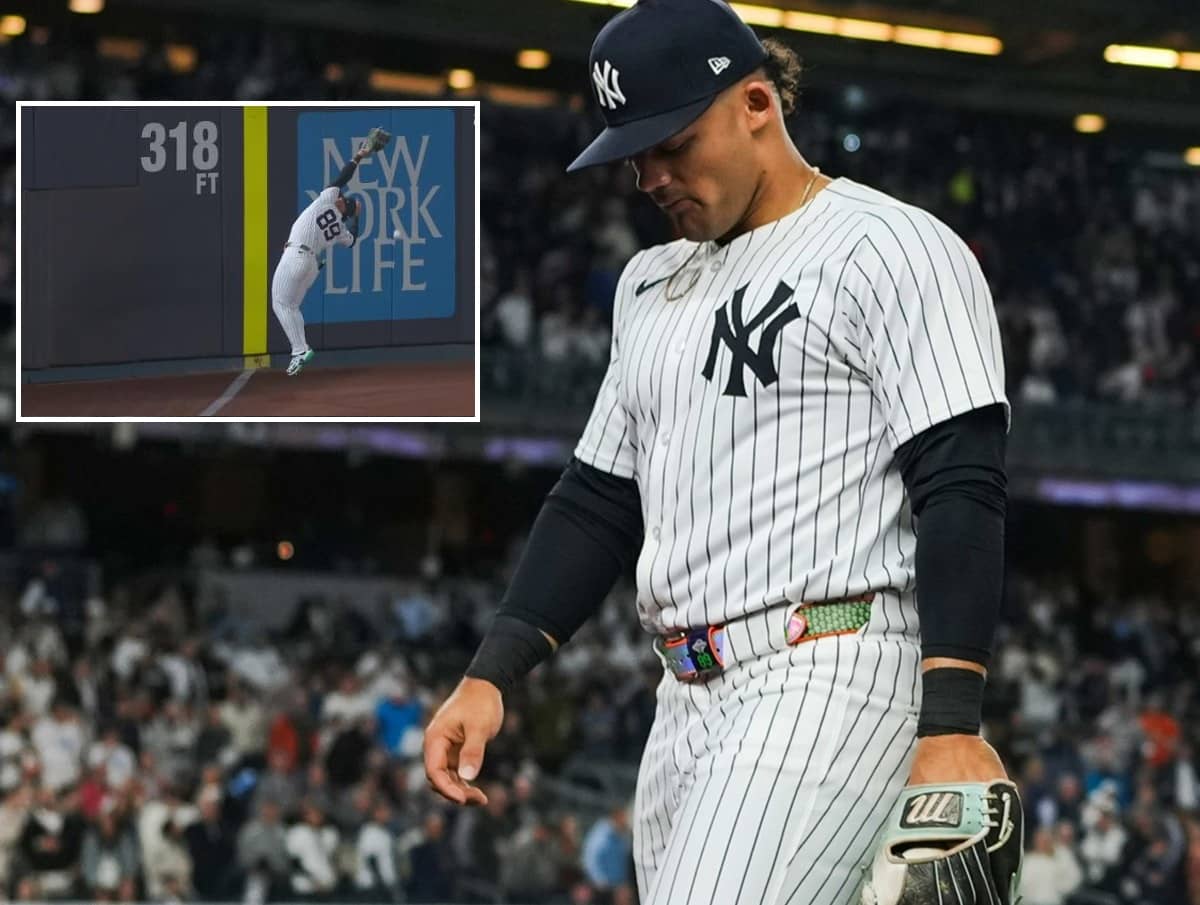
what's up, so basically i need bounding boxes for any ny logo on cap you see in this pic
[592,60,627,110]
[708,56,731,75]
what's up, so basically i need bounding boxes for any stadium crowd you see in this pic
[3,478,1200,903]
[479,99,1200,411]
[6,20,1200,417]
[4,13,1200,904]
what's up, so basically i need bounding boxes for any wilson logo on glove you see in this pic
[901,791,963,828]
[856,781,1024,905]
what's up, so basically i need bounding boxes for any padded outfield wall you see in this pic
[20,103,476,373]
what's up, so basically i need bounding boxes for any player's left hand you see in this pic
[906,734,1008,786]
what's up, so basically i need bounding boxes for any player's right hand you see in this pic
[423,677,504,806]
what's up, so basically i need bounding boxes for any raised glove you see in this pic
[857,781,1023,905]
[361,126,391,155]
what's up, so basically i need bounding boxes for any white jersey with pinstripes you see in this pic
[287,186,356,254]
[575,176,1009,638]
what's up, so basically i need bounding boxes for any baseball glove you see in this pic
[362,126,391,154]
[856,781,1023,905]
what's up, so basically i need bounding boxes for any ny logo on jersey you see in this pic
[592,60,627,110]
[701,280,799,397]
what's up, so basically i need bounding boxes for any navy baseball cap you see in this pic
[567,0,768,172]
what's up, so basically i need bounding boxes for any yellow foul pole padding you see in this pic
[242,106,270,368]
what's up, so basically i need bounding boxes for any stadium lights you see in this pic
[893,26,944,49]
[943,32,1003,55]
[97,36,145,62]
[0,15,26,36]
[368,69,444,95]
[1103,44,1179,68]
[516,49,552,69]
[730,3,784,27]
[165,43,196,73]
[447,68,476,89]
[486,83,563,107]
[1074,114,1105,133]
[783,11,837,34]
[836,17,893,42]
[564,1,1002,56]
[68,0,104,13]
[1185,147,1200,167]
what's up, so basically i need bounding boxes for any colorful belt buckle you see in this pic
[656,625,725,682]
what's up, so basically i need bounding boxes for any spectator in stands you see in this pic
[88,725,136,793]
[184,792,239,902]
[490,268,536,351]
[136,784,194,902]
[220,682,268,764]
[452,781,514,899]
[501,815,560,904]
[1173,741,1199,812]
[252,749,302,820]
[1052,821,1085,895]
[1020,826,1082,905]
[352,799,397,901]
[321,673,374,729]
[581,805,632,893]
[193,703,234,769]
[285,799,340,899]
[141,700,200,790]
[30,699,86,794]
[578,689,619,760]
[1080,797,1127,889]
[399,810,454,904]
[80,808,139,902]
[18,656,60,719]
[325,714,373,791]
[1047,772,1084,829]
[14,785,85,901]
[0,784,32,897]
[374,677,422,759]
[236,800,289,903]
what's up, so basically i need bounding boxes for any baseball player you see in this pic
[425,2,1021,904]
[271,127,390,376]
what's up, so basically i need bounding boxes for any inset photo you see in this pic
[18,101,478,420]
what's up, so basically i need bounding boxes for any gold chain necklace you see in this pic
[663,166,822,302]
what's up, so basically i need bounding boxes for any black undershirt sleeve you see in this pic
[498,457,643,641]
[327,160,357,189]
[893,403,1008,669]
[464,458,642,694]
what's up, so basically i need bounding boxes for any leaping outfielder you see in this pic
[271,126,392,376]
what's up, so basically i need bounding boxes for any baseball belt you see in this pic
[655,596,874,683]
[285,242,315,255]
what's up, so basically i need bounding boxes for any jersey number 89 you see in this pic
[316,209,342,242]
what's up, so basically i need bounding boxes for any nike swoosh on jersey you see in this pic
[634,275,671,296]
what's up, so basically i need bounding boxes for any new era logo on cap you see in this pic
[592,59,627,110]
[567,0,768,172]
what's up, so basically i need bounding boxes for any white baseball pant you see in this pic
[634,593,922,905]
[271,245,319,357]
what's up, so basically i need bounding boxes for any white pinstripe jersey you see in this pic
[287,186,356,254]
[575,177,1009,635]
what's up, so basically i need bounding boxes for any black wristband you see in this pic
[463,614,554,698]
[917,668,985,737]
